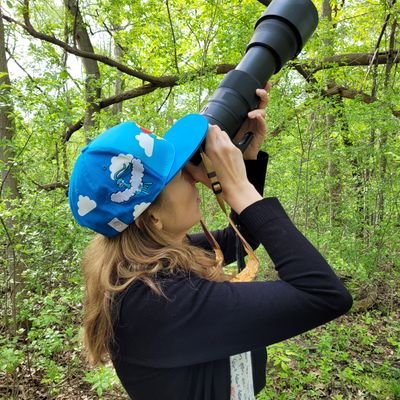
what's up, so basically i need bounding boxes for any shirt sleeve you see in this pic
[188,151,268,264]
[116,198,353,368]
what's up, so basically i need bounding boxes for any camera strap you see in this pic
[199,151,259,282]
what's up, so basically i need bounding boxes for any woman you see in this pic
[68,88,352,400]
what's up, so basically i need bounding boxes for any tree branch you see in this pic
[31,180,68,191]
[323,84,376,104]
[256,0,272,6]
[302,50,400,73]
[63,118,84,143]
[62,84,162,142]
[271,84,399,137]
[293,63,318,84]
[63,51,400,142]
[165,0,179,74]
[3,9,400,82]
[1,7,170,85]
[61,66,237,142]
[99,84,159,109]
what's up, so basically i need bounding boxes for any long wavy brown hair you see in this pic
[81,198,226,365]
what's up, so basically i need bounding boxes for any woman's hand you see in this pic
[203,125,262,213]
[233,82,271,160]
[184,126,244,191]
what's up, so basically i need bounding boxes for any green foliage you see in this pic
[1,0,400,398]
[83,365,120,397]
[0,336,24,374]
[257,308,400,399]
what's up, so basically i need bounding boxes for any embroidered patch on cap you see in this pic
[109,154,145,203]
[108,218,129,232]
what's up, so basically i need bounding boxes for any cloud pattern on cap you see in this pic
[133,202,151,219]
[109,154,145,203]
[77,195,97,216]
[135,132,154,157]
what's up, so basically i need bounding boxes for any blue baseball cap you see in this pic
[68,114,208,237]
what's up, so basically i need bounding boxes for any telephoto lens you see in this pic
[191,0,318,164]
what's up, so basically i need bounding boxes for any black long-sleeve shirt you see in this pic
[111,155,352,400]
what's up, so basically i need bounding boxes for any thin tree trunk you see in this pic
[64,0,101,130]
[365,2,396,235]
[322,0,343,226]
[0,8,22,334]
[377,19,396,224]
[112,28,124,115]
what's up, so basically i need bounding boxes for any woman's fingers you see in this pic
[256,89,268,109]
[256,82,272,109]
[206,124,233,154]
[247,108,266,119]
[205,125,247,184]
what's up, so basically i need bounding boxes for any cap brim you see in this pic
[163,114,208,183]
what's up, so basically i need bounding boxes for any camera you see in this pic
[191,0,319,163]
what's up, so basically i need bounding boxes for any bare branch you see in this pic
[323,85,376,104]
[63,50,400,142]
[165,0,179,74]
[6,47,43,91]
[293,63,318,84]
[305,50,400,73]
[63,118,84,143]
[62,85,160,142]
[99,84,159,109]
[31,180,68,191]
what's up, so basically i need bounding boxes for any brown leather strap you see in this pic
[199,219,224,269]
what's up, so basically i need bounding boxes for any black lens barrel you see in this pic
[197,0,318,151]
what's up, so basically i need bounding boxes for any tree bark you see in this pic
[377,18,397,225]
[0,14,18,198]
[0,8,21,333]
[64,0,101,130]
[111,25,124,115]
[321,0,343,226]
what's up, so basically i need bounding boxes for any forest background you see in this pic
[0,0,399,399]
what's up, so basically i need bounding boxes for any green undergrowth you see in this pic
[257,306,400,400]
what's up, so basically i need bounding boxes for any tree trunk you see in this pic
[322,0,343,226]
[0,9,22,333]
[377,19,396,224]
[64,0,101,130]
[112,27,124,115]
